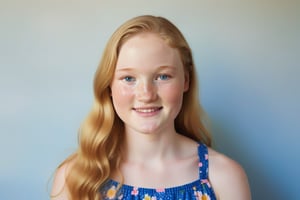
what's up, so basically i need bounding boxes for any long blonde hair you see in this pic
[61,15,212,200]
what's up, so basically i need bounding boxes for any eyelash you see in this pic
[156,74,171,81]
[121,74,171,83]
[123,76,136,82]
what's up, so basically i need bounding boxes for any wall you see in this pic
[0,0,299,199]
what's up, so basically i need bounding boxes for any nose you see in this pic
[135,80,157,102]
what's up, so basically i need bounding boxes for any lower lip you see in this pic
[133,108,162,117]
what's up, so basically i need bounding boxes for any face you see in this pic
[110,33,189,135]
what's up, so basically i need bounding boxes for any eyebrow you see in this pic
[115,65,177,72]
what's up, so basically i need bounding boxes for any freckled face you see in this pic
[110,33,189,135]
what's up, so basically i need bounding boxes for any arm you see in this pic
[51,163,71,200]
[208,148,251,200]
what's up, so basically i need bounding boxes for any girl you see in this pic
[51,15,251,200]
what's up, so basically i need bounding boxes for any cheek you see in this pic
[162,84,184,106]
[111,84,134,107]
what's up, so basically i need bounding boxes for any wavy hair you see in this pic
[59,15,212,200]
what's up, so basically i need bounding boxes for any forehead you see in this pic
[116,33,182,70]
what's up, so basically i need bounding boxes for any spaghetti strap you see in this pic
[197,143,215,196]
[198,143,209,181]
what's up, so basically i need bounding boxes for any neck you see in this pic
[122,129,180,163]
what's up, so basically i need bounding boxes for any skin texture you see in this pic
[111,32,189,137]
[209,148,251,199]
[51,32,251,200]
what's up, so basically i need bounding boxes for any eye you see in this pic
[123,76,135,82]
[157,74,171,81]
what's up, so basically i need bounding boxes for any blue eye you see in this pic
[123,76,135,82]
[158,74,170,80]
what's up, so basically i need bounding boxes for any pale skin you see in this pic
[51,33,251,199]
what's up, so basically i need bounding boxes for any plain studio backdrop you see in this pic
[0,0,299,199]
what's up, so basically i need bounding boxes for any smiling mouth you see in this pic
[133,107,163,113]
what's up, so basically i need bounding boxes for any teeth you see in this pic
[135,108,159,113]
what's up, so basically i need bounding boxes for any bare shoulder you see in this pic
[51,159,74,200]
[208,148,251,200]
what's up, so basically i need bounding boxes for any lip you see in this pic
[132,106,163,116]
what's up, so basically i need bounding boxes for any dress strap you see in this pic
[198,143,209,181]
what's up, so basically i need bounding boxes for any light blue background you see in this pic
[0,0,299,199]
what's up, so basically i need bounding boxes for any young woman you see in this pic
[51,15,251,200]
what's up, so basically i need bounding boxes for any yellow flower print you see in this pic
[195,191,211,200]
[201,194,210,200]
[106,185,117,199]
[143,194,156,200]
[143,194,151,200]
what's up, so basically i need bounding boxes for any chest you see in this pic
[119,156,199,188]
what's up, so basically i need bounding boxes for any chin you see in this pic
[136,125,161,135]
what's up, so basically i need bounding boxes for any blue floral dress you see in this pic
[100,143,217,200]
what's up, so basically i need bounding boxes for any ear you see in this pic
[184,72,189,92]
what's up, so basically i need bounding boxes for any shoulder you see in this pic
[51,158,75,200]
[208,147,251,200]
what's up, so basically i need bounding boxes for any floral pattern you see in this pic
[100,144,216,200]
[194,191,211,200]
[143,194,156,200]
[106,185,116,199]
[131,187,139,196]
